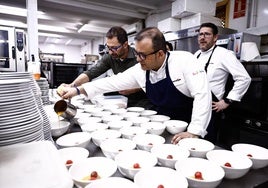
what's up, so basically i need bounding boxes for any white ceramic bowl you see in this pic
[91,110,112,118]
[140,110,157,117]
[110,108,127,116]
[134,166,188,188]
[151,144,190,169]
[69,157,117,188]
[102,115,124,123]
[122,112,140,120]
[100,138,136,159]
[102,104,119,111]
[107,120,133,130]
[133,134,165,152]
[80,122,108,133]
[175,157,225,188]
[58,147,89,168]
[126,116,150,126]
[149,115,170,122]
[85,177,140,188]
[77,117,102,126]
[120,126,148,140]
[114,149,158,179]
[140,122,166,135]
[84,106,104,114]
[91,129,121,146]
[232,143,268,169]
[127,107,145,112]
[50,120,70,137]
[206,149,252,179]
[164,120,188,134]
[178,138,215,158]
[56,132,91,148]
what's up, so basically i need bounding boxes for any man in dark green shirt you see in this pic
[58,26,151,108]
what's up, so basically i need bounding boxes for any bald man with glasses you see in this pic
[59,27,212,144]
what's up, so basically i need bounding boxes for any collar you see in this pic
[151,52,169,74]
[200,45,216,55]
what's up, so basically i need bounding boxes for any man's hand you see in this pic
[119,88,141,95]
[171,132,199,144]
[56,83,71,97]
[212,99,229,112]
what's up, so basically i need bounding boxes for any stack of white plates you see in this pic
[36,77,50,105]
[0,79,45,146]
[0,72,52,141]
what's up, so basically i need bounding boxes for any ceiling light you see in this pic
[0,5,44,17]
[0,19,27,28]
[54,38,60,43]
[38,25,70,33]
[65,39,72,45]
[38,32,64,38]
[77,24,87,33]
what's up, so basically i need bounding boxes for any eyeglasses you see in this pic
[105,44,122,52]
[198,32,213,38]
[133,49,159,60]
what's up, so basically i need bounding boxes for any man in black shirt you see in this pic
[57,26,151,108]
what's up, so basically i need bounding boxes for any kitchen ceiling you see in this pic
[0,0,174,46]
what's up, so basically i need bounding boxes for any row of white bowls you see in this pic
[56,132,268,188]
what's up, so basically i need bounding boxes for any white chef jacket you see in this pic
[194,45,251,101]
[83,51,212,137]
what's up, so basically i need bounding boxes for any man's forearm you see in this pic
[71,73,90,86]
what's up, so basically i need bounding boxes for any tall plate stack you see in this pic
[0,72,53,142]
[0,79,44,146]
[36,77,50,105]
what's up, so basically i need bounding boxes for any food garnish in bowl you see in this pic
[82,171,101,181]
[194,171,204,180]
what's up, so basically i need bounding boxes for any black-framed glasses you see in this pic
[105,44,122,52]
[198,32,213,38]
[133,49,159,60]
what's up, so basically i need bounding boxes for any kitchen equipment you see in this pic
[218,61,268,149]
[0,26,26,72]
[164,25,237,54]
[54,99,77,120]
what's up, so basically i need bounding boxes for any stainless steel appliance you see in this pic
[219,61,268,149]
[0,26,26,72]
[164,25,237,54]
[164,25,261,60]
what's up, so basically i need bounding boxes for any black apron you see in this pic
[145,52,193,123]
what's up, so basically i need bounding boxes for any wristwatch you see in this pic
[224,98,234,104]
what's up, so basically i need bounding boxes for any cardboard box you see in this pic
[172,0,216,18]
[158,17,181,33]
[181,13,222,29]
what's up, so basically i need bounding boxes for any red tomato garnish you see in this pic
[224,162,232,167]
[90,171,98,179]
[167,154,173,159]
[247,154,253,157]
[133,163,141,168]
[194,171,203,180]
[66,159,73,165]
[157,184,165,188]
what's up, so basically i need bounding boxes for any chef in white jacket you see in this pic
[194,22,251,143]
[59,27,212,143]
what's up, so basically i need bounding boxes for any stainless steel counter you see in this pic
[62,121,268,188]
